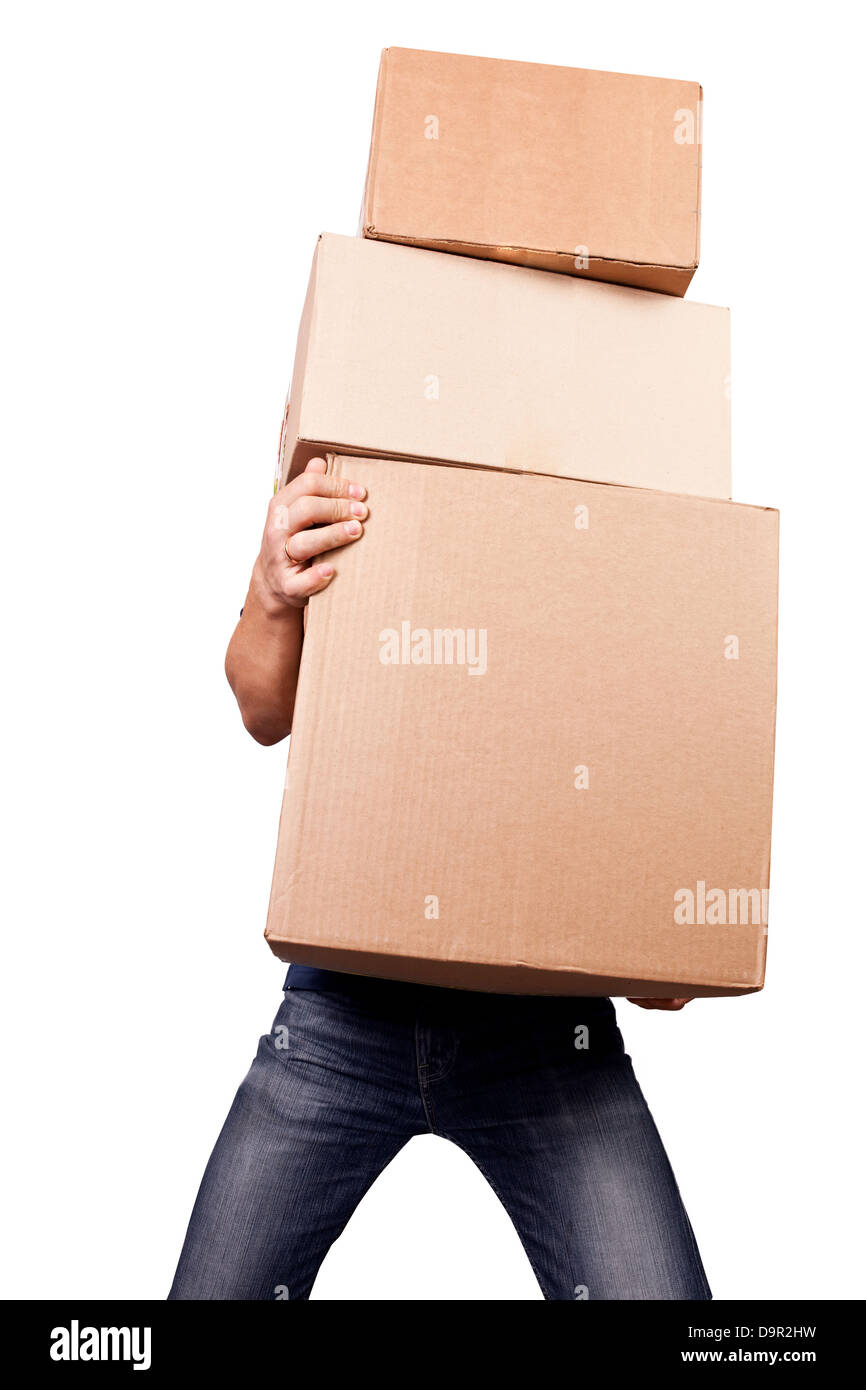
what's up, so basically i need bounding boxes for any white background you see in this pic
[1,0,863,1300]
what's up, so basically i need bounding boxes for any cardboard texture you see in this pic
[266,454,778,997]
[362,48,702,295]
[279,234,730,499]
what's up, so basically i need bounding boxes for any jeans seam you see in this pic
[414,1020,437,1133]
[442,1134,556,1300]
[621,1059,713,1300]
[423,1045,459,1086]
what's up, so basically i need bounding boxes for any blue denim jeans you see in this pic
[169,981,710,1300]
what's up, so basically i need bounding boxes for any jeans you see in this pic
[169,981,711,1300]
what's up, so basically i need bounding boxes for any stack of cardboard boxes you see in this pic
[265,48,779,998]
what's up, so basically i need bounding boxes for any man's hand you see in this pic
[626,997,694,1011]
[225,456,368,744]
[253,455,368,613]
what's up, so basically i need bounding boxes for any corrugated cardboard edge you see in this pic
[276,238,324,492]
[265,939,763,998]
[362,230,695,297]
[751,504,781,992]
[287,439,739,505]
[362,47,699,298]
[359,46,391,251]
[322,449,768,515]
[288,434,731,494]
[693,83,704,268]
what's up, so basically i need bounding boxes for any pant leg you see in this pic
[429,994,711,1301]
[169,986,426,1300]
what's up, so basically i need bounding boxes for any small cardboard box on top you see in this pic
[362,48,703,295]
[278,234,731,500]
[265,453,779,997]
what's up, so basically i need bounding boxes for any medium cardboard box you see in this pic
[279,234,731,499]
[362,48,703,295]
[266,454,779,997]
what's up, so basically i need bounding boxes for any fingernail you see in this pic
[350,501,367,518]
[348,484,366,500]
[345,520,362,537]
[318,563,334,577]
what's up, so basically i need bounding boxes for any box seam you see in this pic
[362,228,697,275]
[301,443,772,513]
[264,931,763,992]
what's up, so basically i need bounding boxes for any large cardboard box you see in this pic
[266,454,779,997]
[362,48,703,295]
[279,234,731,499]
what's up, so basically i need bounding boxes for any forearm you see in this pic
[225,561,304,745]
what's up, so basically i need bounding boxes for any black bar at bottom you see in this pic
[1,1298,857,1375]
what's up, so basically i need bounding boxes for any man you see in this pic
[169,458,709,1301]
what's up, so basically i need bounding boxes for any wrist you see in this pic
[249,559,301,622]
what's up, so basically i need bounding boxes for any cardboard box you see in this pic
[266,454,778,997]
[362,48,703,295]
[279,234,731,499]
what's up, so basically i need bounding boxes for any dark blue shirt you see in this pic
[284,962,345,991]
